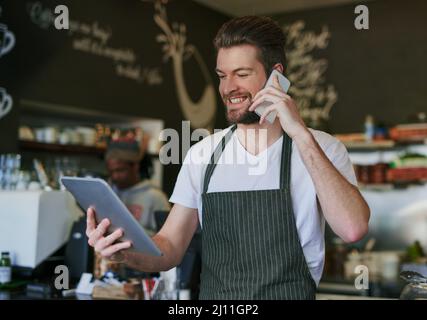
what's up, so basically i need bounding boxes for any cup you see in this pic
[58,130,70,145]
[76,127,96,146]
[16,171,31,190]
[44,127,59,143]
[35,128,46,143]
[0,87,13,120]
[28,181,42,191]
[0,23,16,57]
[69,129,82,145]
[178,289,191,300]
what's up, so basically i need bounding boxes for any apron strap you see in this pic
[280,132,292,190]
[203,124,237,194]
[202,124,293,193]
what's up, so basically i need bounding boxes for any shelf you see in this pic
[19,140,106,156]
[18,140,160,158]
[359,183,394,191]
[344,140,395,150]
[344,140,427,152]
[359,182,426,191]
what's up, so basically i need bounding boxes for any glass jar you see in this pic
[359,165,371,184]
[370,163,388,184]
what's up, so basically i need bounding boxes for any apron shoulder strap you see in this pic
[203,125,237,194]
[280,132,293,190]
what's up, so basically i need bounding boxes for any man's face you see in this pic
[106,159,138,189]
[216,44,267,124]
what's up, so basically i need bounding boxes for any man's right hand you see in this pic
[86,207,132,259]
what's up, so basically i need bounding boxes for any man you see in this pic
[105,137,170,234]
[87,16,370,300]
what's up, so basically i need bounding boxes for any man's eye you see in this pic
[238,74,249,78]
[218,75,226,80]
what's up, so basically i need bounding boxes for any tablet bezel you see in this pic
[61,176,163,257]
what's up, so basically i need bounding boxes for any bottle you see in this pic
[0,252,12,284]
[331,238,347,278]
[364,115,375,142]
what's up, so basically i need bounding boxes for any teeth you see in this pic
[229,97,246,104]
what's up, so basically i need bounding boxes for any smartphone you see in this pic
[254,69,291,124]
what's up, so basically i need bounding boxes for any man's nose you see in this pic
[222,78,239,96]
[111,172,120,180]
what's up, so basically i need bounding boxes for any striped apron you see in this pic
[199,125,316,300]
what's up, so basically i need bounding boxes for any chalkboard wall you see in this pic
[0,0,229,195]
[1,0,426,195]
[274,0,427,133]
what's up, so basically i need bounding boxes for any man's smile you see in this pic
[224,93,252,110]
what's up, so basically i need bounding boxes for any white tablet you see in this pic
[61,176,162,256]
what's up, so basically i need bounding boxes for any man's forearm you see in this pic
[293,129,370,243]
[116,234,181,272]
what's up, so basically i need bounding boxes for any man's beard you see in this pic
[226,109,260,124]
[223,92,260,124]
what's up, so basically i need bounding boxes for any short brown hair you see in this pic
[213,16,286,75]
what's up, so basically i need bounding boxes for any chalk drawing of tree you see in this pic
[143,0,216,130]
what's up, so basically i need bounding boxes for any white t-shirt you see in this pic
[169,126,357,285]
[112,180,170,234]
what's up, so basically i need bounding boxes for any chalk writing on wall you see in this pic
[282,20,337,129]
[26,1,162,86]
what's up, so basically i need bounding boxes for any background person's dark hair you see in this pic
[213,16,287,76]
[139,153,154,180]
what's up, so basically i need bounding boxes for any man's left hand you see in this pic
[249,74,308,139]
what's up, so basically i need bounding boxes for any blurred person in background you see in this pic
[95,135,170,280]
[105,136,170,235]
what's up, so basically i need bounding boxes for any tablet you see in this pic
[61,176,162,256]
